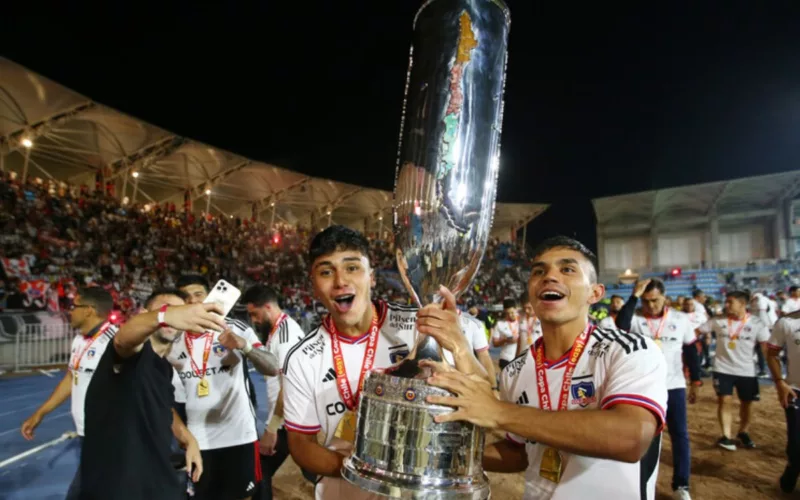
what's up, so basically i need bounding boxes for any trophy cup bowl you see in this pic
[342,0,510,498]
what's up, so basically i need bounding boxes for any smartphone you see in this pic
[203,279,241,328]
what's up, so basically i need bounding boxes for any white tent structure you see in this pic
[0,57,547,240]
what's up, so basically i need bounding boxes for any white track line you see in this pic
[0,410,71,437]
[0,431,77,469]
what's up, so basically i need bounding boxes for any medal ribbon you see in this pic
[185,333,213,379]
[645,309,669,341]
[267,313,287,343]
[727,314,750,342]
[533,325,593,411]
[72,322,111,371]
[329,305,379,411]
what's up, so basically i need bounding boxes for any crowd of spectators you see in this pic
[0,173,532,325]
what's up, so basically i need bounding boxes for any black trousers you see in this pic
[786,390,800,471]
[256,428,290,500]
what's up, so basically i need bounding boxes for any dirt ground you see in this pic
[270,384,792,499]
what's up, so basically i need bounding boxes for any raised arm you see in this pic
[114,303,225,358]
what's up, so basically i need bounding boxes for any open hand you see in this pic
[416,286,470,356]
[185,440,203,483]
[164,303,226,333]
[425,363,502,429]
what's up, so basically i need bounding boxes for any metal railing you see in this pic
[14,322,75,371]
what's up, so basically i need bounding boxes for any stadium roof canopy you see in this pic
[593,170,800,235]
[0,57,547,238]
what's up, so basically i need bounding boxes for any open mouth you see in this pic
[332,294,356,313]
[538,290,566,303]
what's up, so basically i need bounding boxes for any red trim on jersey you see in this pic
[600,394,666,433]
[284,421,321,434]
[767,343,783,352]
[252,342,264,349]
[323,300,388,344]
[253,441,263,480]
[531,338,574,368]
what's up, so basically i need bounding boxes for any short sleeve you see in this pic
[599,341,668,433]
[697,319,714,335]
[767,320,788,352]
[754,320,770,343]
[471,322,489,352]
[682,317,697,345]
[282,356,321,435]
[242,325,263,349]
[498,370,525,445]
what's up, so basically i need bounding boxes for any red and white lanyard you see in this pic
[645,309,669,341]
[533,325,593,411]
[72,322,111,371]
[328,305,380,411]
[185,333,213,379]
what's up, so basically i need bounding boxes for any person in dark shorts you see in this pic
[79,289,225,499]
[697,291,769,451]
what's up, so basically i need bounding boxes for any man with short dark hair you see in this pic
[80,288,215,499]
[172,278,279,500]
[241,284,306,500]
[21,286,117,500]
[426,235,668,499]
[620,278,700,499]
[697,290,770,451]
[282,225,486,500]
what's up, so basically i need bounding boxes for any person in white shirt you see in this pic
[782,286,800,316]
[241,284,307,500]
[20,287,118,500]
[426,236,668,500]
[493,298,521,369]
[462,312,496,389]
[690,290,709,324]
[622,278,701,500]
[282,225,486,500]
[766,311,800,493]
[170,283,280,500]
[517,291,542,354]
[697,290,770,451]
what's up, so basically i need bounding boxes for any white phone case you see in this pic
[203,279,242,328]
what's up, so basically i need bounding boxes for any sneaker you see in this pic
[780,466,799,493]
[737,432,756,449]
[673,487,691,500]
[717,437,737,451]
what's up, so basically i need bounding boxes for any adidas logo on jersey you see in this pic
[177,352,188,360]
[517,391,529,405]
[322,368,336,383]
[246,481,255,491]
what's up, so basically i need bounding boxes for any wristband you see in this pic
[158,304,169,328]
[241,343,253,355]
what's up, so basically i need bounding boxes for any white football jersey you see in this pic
[629,310,696,390]
[783,298,800,315]
[493,319,521,361]
[69,322,118,436]
[172,368,186,404]
[169,318,263,450]
[597,316,616,330]
[462,313,490,353]
[685,311,705,332]
[767,314,800,389]
[520,315,543,346]
[698,315,769,377]
[282,300,484,500]
[263,313,307,426]
[501,326,667,500]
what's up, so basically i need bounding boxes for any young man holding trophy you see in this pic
[426,236,669,500]
[281,225,488,500]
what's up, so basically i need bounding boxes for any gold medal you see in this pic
[540,447,563,483]
[74,373,78,385]
[653,338,662,349]
[728,341,736,350]
[334,410,357,443]
[197,377,210,397]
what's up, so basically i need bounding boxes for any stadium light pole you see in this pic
[269,202,276,230]
[131,171,140,203]
[20,138,33,184]
[205,188,212,214]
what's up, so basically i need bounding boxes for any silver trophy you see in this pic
[341,0,510,498]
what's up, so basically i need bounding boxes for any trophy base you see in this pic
[342,455,490,500]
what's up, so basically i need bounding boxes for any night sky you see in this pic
[3,1,800,248]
